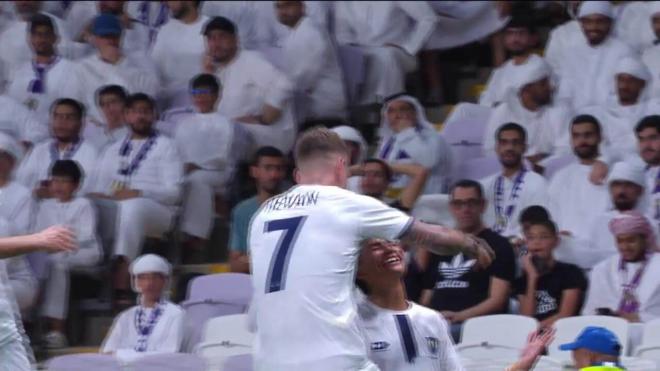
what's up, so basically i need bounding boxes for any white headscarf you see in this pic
[130,254,171,298]
[378,94,436,140]
[512,56,553,93]
[578,1,614,19]
[612,56,652,104]
[608,161,646,189]
[331,125,368,164]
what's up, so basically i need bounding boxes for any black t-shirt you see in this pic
[514,261,587,321]
[422,228,516,313]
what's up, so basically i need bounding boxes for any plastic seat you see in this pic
[195,314,254,371]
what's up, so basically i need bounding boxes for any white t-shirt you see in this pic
[358,297,464,371]
[249,184,413,371]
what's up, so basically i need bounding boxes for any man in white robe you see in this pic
[202,17,296,153]
[481,123,548,240]
[483,56,573,162]
[175,74,254,250]
[583,212,660,323]
[548,115,610,269]
[550,1,634,109]
[587,162,658,268]
[641,3,660,99]
[332,125,367,194]
[0,93,47,147]
[101,254,184,363]
[6,13,82,127]
[254,0,331,48]
[16,98,98,196]
[151,1,207,109]
[83,84,130,151]
[276,1,347,121]
[88,93,183,308]
[636,116,660,226]
[77,13,159,124]
[334,1,438,104]
[36,160,102,348]
[479,16,543,108]
[200,1,260,50]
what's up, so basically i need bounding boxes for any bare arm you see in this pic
[456,277,510,321]
[0,226,77,259]
[229,251,250,274]
[389,163,429,210]
[517,275,539,317]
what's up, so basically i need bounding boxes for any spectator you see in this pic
[587,161,657,267]
[331,125,367,194]
[0,91,47,148]
[276,0,347,121]
[356,238,464,370]
[420,180,515,342]
[151,0,208,109]
[482,57,572,163]
[202,16,296,153]
[88,93,183,309]
[548,115,610,268]
[101,254,184,362]
[551,1,633,109]
[83,84,130,151]
[636,116,660,223]
[479,15,541,108]
[515,219,586,329]
[6,13,82,126]
[376,94,451,194]
[77,13,159,124]
[642,3,660,98]
[176,74,254,258]
[583,212,660,323]
[229,146,286,273]
[16,98,97,197]
[36,160,102,348]
[481,123,549,239]
[334,1,438,104]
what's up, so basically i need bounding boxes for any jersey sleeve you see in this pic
[354,193,413,241]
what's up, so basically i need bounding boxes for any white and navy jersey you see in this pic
[248,185,413,371]
[358,297,464,371]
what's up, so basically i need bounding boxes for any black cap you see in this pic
[203,16,236,36]
[506,15,536,32]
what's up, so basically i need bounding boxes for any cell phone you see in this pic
[596,308,615,316]
[531,255,550,275]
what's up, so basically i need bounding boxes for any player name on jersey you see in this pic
[264,190,320,212]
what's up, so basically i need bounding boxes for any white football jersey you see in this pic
[358,296,464,371]
[249,185,413,371]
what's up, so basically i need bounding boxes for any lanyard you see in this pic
[617,255,650,314]
[28,56,60,94]
[134,302,164,352]
[118,133,158,178]
[493,169,526,233]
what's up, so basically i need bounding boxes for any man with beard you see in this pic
[586,161,657,267]
[636,116,660,225]
[479,15,541,108]
[88,93,183,309]
[151,1,208,109]
[481,123,548,239]
[548,115,611,267]
[16,98,97,197]
[483,56,573,165]
[642,3,660,98]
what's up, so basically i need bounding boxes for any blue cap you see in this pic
[92,13,121,37]
[559,327,621,356]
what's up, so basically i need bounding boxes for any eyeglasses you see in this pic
[190,88,215,95]
[449,199,482,209]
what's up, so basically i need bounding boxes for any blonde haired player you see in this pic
[248,127,494,371]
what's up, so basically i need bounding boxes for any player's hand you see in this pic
[509,328,555,371]
[465,235,495,269]
[34,226,77,253]
[589,160,608,185]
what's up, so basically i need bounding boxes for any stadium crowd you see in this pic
[2,0,660,370]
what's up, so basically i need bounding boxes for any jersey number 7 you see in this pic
[264,216,307,293]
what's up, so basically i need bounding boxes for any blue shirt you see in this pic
[229,196,261,253]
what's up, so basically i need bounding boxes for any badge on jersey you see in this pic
[370,341,390,352]
[425,337,439,355]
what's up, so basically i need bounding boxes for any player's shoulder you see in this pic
[408,302,449,329]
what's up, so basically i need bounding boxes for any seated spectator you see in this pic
[0,91,47,149]
[482,57,572,163]
[334,1,438,104]
[77,13,159,124]
[83,84,130,151]
[479,15,542,108]
[16,98,98,197]
[331,125,367,193]
[6,14,82,127]
[376,94,451,194]
[356,238,463,370]
[151,0,208,108]
[587,161,657,267]
[515,219,587,329]
[202,17,296,153]
[583,212,660,323]
[88,93,183,309]
[481,123,548,239]
[636,116,660,223]
[275,1,347,121]
[229,146,286,273]
[642,4,660,98]
[421,180,515,341]
[37,160,102,348]
[101,254,184,363]
[176,74,254,257]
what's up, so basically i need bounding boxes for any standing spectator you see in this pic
[421,180,515,342]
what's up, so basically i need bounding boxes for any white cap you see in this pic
[651,1,660,17]
[578,1,614,18]
[130,254,171,277]
[607,162,646,189]
[331,125,367,163]
[0,132,23,163]
[615,57,651,82]
[513,56,552,91]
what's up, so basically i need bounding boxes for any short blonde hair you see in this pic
[294,126,348,168]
